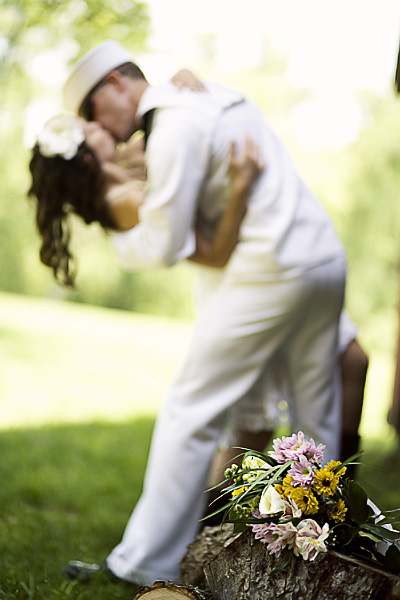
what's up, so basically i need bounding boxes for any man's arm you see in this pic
[112,108,211,270]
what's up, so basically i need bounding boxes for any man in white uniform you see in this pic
[63,40,346,585]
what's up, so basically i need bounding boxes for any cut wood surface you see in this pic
[133,580,211,599]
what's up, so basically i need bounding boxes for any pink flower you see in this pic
[252,521,298,557]
[284,497,302,519]
[305,440,325,465]
[269,432,308,463]
[293,519,329,561]
[288,455,315,488]
[268,431,325,466]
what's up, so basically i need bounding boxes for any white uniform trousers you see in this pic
[106,255,346,585]
[221,310,358,438]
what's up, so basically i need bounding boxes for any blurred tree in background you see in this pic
[0,0,196,317]
[339,94,400,352]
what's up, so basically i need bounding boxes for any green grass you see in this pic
[0,420,154,599]
[0,292,191,598]
[0,292,191,428]
[0,291,399,597]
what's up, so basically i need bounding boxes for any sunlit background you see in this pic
[1,0,400,444]
[23,0,400,148]
[2,4,400,594]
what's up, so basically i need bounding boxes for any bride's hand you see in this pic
[171,69,206,92]
[228,137,265,195]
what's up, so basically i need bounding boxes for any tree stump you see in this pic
[180,524,238,590]
[204,528,400,600]
[133,580,211,599]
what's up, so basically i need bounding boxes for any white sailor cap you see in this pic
[63,40,133,114]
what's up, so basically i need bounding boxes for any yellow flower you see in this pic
[231,486,248,500]
[280,474,295,498]
[289,486,319,515]
[314,467,339,497]
[328,499,348,523]
[325,460,347,479]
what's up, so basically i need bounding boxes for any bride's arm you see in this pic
[104,136,262,243]
[171,69,206,92]
[189,138,264,268]
[106,184,144,231]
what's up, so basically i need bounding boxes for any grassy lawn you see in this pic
[0,292,191,429]
[0,420,153,599]
[0,291,399,598]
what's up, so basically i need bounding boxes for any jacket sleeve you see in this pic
[112,108,211,270]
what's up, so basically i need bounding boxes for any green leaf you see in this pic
[206,480,230,493]
[362,523,400,541]
[347,481,369,524]
[377,508,400,527]
[382,544,400,574]
[338,525,362,548]
[332,450,364,475]
[358,530,382,543]
[200,501,232,522]
[231,465,286,507]
[237,448,277,467]
[233,522,249,534]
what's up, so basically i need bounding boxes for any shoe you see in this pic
[64,560,121,583]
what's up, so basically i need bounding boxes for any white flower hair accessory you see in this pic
[37,116,85,160]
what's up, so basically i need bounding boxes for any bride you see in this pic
[29,116,261,286]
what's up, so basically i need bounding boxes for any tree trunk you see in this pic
[389,284,400,435]
[203,528,400,600]
[180,524,238,590]
[133,580,212,599]
[181,525,400,600]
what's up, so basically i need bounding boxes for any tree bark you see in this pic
[133,580,212,599]
[180,524,238,590]
[203,528,400,600]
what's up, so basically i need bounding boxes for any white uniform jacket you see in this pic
[112,81,345,279]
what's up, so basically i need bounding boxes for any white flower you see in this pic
[259,485,285,516]
[284,497,302,518]
[293,519,330,561]
[242,456,269,483]
[37,116,85,160]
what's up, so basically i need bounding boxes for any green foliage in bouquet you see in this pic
[207,432,400,573]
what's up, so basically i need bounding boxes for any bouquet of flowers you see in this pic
[210,431,400,573]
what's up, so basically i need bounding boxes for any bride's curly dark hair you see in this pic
[28,141,116,287]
